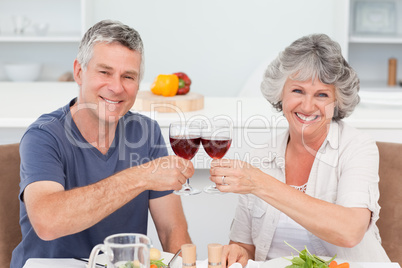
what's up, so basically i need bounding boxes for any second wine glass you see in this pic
[169,121,202,195]
[201,121,232,194]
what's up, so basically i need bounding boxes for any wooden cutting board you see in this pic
[132,91,204,113]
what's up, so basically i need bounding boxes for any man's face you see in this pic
[73,42,141,125]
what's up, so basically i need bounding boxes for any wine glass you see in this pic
[169,121,202,195]
[201,121,233,194]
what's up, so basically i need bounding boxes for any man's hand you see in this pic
[132,155,195,192]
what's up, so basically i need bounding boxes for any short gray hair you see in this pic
[260,34,360,120]
[77,20,145,82]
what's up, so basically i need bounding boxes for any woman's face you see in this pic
[281,77,336,140]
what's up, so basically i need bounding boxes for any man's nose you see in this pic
[108,75,124,94]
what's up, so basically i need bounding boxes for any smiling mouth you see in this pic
[296,112,319,122]
[101,96,120,104]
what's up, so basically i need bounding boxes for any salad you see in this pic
[118,248,167,268]
[284,242,349,268]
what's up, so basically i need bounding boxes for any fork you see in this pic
[166,248,182,268]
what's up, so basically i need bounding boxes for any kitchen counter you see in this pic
[1,82,402,145]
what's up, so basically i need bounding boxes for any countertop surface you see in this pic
[1,82,402,129]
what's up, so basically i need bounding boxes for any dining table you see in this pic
[23,257,401,268]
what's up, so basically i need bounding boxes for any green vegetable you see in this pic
[151,258,167,268]
[119,262,134,268]
[118,258,167,268]
[284,241,336,268]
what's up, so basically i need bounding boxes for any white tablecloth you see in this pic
[23,258,401,268]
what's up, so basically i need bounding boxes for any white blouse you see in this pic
[267,212,320,260]
[266,183,324,260]
[229,121,390,262]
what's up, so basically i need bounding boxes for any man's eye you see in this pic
[100,71,108,75]
[125,76,134,80]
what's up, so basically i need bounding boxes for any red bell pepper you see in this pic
[173,72,191,95]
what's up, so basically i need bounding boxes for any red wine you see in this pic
[201,137,232,159]
[170,136,201,160]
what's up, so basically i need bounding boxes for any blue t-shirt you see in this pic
[11,99,171,268]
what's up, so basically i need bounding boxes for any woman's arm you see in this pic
[221,241,255,268]
[210,159,371,248]
[254,176,371,247]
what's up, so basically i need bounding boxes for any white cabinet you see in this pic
[0,0,88,81]
[347,0,402,91]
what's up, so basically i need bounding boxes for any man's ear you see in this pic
[73,59,83,85]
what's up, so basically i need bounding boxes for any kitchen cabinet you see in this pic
[347,0,402,91]
[0,0,89,81]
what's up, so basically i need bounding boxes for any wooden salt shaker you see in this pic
[388,58,397,86]
[181,244,196,268]
[208,243,223,268]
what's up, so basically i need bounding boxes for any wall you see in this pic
[89,0,347,97]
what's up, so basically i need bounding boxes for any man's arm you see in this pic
[24,155,193,241]
[149,194,191,253]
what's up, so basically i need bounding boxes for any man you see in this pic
[11,20,193,268]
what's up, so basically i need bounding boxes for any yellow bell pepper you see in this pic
[150,74,179,97]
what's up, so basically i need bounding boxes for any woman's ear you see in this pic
[73,59,83,85]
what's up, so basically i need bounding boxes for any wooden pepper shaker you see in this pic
[388,58,397,86]
[208,243,223,268]
[181,244,196,268]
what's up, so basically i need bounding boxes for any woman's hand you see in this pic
[221,242,255,268]
[209,159,267,195]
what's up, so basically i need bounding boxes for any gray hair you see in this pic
[260,33,360,120]
[77,20,145,82]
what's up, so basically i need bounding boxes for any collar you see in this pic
[263,120,341,164]
[259,130,289,169]
[318,120,340,152]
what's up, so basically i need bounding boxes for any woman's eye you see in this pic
[292,89,302,93]
[318,93,328,97]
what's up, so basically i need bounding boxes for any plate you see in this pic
[94,252,182,268]
[160,252,182,268]
[261,256,363,268]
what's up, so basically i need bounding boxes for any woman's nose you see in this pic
[300,96,316,113]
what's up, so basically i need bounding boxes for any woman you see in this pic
[210,34,390,267]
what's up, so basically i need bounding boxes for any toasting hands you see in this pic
[133,155,195,192]
[209,159,266,195]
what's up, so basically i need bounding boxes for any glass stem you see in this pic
[183,179,191,189]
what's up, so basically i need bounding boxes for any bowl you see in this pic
[4,63,42,82]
